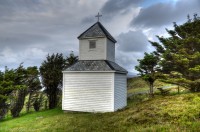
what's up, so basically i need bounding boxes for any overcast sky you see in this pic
[0,0,200,76]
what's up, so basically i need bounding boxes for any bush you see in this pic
[33,93,45,111]
[0,103,9,120]
[157,88,170,96]
[190,81,200,92]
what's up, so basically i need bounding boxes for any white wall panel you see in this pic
[62,72,114,112]
[79,38,106,60]
[114,73,127,111]
[106,39,115,62]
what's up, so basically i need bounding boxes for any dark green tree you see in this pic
[26,66,42,112]
[40,53,67,109]
[10,64,27,117]
[66,51,78,68]
[0,65,28,118]
[0,70,15,120]
[135,52,160,97]
[150,14,200,92]
[0,65,41,118]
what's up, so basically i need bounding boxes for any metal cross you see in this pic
[95,12,102,22]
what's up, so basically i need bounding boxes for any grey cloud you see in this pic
[100,0,141,20]
[0,33,50,49]
[81,16,95,24]
[115,51,145,77]
[0,0,42,17]
[117,30,148,52]
[0,0,95,69]
[0,0,86,49]
[131,0,200,28]
[115,30,150,76]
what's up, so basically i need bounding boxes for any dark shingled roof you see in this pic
[64,60,127,73]
[78,22,117,43]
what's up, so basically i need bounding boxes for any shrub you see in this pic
[33,93,45,111]
[0,103,9,120]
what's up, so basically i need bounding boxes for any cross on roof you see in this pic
[95,12,102,22]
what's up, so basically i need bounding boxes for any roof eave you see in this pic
[62,71,115,73]
[107,36,117,43]
[62,70,127,74]
[78,36,105,40]
[78,36,117,43]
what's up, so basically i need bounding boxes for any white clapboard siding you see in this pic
[79,38,106,60]
[114,73,127,111]
[62,72,114,112]
[106,39,115,62]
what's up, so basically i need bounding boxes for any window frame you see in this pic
[89,40,96,49]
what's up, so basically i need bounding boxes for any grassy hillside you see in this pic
[127,77,178,94]
[127,77,148,89]
[1,93,200,132]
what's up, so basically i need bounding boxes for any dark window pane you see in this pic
[89,41,96,49]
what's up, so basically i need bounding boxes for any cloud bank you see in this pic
[0,0,199,76]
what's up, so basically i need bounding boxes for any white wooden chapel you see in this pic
[62,13,128,112]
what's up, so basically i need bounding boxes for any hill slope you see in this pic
[127,77,175,95]
[1,93,200,132]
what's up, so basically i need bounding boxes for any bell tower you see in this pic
[78,13,116,62]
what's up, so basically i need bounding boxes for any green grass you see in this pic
[127,77,148,89]
[127,77,187,95]
[1,93,200,132]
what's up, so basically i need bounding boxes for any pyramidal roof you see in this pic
[78,22,117,43]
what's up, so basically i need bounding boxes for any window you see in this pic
[89,40,96,49]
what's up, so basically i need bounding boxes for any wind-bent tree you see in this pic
[0,65,42,118]
[10,64,27,117]
[150,14,200,92]
[26,66,42,112]
[40,53,67,109]
[135,52,160,97]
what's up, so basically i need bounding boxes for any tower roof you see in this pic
[78,22,117,43]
